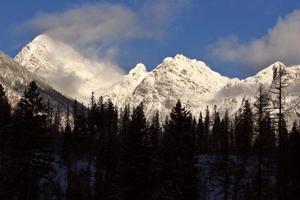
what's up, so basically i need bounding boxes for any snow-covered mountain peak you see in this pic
[159,54,216,76]
[156,54,230,88]
[15,34,123,104]
[31,34,55,46]
[0,51,72,111]
[244,61,287,85]
[128,63,147,77]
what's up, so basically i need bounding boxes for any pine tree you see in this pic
[253,85,271,200]
[233,100,254,199]
[211,105,221,153]
[215,111,231,200]
[270,63,289,199]
[204,106,210,153]
[87,92,98,136]
[9,81,53,200]
[0,84,11,126]
[197,112,204,154]
[236,100,253,156]
[288,121,300,199]
[149,111,161,153]
[104,99,119,200]
[0,84,11,198]
[118,103,152,200]
[120,104,130,137]
[148,111,162,199]
[157,100,198,200]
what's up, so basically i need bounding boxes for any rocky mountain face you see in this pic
[14,34,300,126]
[0,51,72,112]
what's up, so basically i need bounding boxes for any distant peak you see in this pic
[271,61,287,68]
[129,63,147,76]
[259,61,287,73]
[32,34,53,43]
[163,54,190,62]
[174,54,188,60]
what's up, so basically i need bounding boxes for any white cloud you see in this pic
[209,10,300,69]
[24,1,187,58]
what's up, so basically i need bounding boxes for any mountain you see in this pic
[0,51,72,112]
[14,34,300,127]
[105,63,148,106]
[108,56,300,127]
[15,34,123,103]
[111,54,231,118]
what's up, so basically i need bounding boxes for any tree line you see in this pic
[0,66,299,200]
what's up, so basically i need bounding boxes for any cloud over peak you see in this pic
[24,1,188,54]
[209,9,300,69]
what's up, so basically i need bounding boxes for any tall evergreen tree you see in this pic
[9,81,53,200]
[211,105,221,153]
[157,100,198,200]
[215,111,231,200]
[149,111,161,152]
[87,92,98,136]
[288,121,300,199]
[0,84,11,198]
[236,100,253,156]
[204,106,210,153]
[197,112,204,154]
[270,64,289,199]
[253,85,271,200]
[233,100,254,199]
[118,103,152,200]
[0,84,11,125]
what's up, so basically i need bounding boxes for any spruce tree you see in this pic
[288,121,300,199]
[197,112,204,154]
[233,100,254,199]
[0,84,11,126]
[10,81,53,200]
[236,100,253,156]
[211,105,221,153]
[157,100,198,200]
[204,106,210,153]
[0,84,11,198]
[253,85,271,200]
[215,111,231,200]
[270,64,289,199]
[118,103,151,200]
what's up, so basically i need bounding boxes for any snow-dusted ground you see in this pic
[197,155,277,200]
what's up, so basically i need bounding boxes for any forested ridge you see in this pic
[0,66,300,200]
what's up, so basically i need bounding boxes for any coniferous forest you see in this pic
[1,72,300,200]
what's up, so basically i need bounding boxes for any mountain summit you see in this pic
[15,34,123,103]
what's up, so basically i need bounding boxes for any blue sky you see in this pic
[1,0,300,78]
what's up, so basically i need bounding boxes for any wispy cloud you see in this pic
[209,10,300,69]
[24,0,188,59]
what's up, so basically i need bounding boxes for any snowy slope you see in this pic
[15,34,123,103]
[0,51,72,111]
